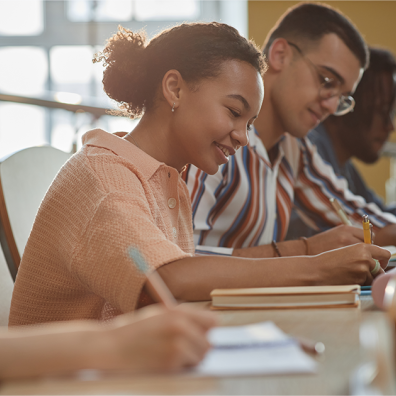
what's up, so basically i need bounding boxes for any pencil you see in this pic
[295,336,325,355]
[128,247,177,309]
[329,198,352,226]
[362,215,372,244]
[362,215,381,276]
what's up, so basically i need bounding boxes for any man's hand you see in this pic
[372,224,396,247]
[307,225,364,255]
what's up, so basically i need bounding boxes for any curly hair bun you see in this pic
[94,22,266,118]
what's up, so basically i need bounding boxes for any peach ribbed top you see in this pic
[9,129,194,326]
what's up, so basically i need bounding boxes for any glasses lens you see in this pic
[334,96,355,116]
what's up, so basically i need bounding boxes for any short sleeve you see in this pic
[71,185,191,313]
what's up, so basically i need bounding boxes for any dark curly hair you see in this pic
[93,22,267,118]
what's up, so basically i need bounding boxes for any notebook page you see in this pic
[193,321,317,376]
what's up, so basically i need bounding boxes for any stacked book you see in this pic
[211,285,360,310]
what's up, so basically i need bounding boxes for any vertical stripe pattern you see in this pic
[183,129,396,251]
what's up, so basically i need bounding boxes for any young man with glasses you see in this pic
[184,3,396,262]
[287,47,396,240]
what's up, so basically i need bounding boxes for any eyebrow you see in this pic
[227,94,250,110]
[320,65,354,95]
[321,65,345,85]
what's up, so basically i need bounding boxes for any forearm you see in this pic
[0,323,116,380]
[232,239,307,258]
[157,254,315,301]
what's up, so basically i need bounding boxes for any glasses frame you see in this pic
[287,41,355,116]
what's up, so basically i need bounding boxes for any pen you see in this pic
[363,215,381,276]
[329,198,352,226]
[362,215,372,244]
[128,247,177,309]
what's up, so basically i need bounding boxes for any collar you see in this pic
[251,126,285,165]
[82,129,167,181]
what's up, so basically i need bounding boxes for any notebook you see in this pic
[211,284,360,310]
[192,321,317,376]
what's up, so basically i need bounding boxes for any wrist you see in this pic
[277,240,307,256]
[81,328,120,371]
[299,237,310,255]
[296,255,320,285]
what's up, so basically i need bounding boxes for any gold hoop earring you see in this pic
[171,103,175,113]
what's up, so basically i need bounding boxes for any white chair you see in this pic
[0,244,14,325]
[0,146,71,281]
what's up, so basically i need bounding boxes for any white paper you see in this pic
[193,321,317,377]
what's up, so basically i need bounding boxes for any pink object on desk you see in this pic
[372,268,396,310]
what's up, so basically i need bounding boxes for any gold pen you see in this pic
[362,215,372,244]
[363,215,381,276]
[329,198,352,226]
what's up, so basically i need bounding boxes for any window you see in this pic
[0,0,247,157]
[135,1,199,21]
[0,0,44,36]
[67,0,133,22]
[0,47,47,96]
[67,0,199,22]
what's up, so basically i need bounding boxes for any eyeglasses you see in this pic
[287,41,355,116]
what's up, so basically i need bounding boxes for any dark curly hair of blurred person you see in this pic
[93,22,267,119]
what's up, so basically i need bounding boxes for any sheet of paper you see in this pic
[192,321,317,377]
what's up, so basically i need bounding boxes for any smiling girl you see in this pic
[9,22,389,326]
[9,22,266,325]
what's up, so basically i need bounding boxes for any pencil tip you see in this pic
[128,247,149,274]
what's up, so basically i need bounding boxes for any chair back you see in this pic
[0,244,13,325]
[0,146,71,280]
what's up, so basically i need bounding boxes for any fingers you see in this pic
[164,312,212,370]
[365,244,391,270]
[348,226,365,241]
[175,305,218,331]
[318,243,389,286]
[360,244,388,284]
[364,272,374,286]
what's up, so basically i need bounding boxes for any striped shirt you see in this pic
[183,127,396,253]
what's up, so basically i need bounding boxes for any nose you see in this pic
[231,125,249,149]
[320,95,340,116]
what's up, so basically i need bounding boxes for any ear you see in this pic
[162,69,184,111]
[267,38,293,72]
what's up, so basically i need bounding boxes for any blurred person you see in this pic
[9,19,389,328]
[1,304,216,380]
[287,47,396,239]
[184,3,396,260]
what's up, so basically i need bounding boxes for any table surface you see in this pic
[0,296,390,395]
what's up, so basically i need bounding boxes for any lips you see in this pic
[308,109,322,126]
[215,142,236,158]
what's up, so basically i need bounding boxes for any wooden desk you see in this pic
[0,296,392,395]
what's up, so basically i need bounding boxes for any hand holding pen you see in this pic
[362,215,382,276]
[128,247,218,367]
